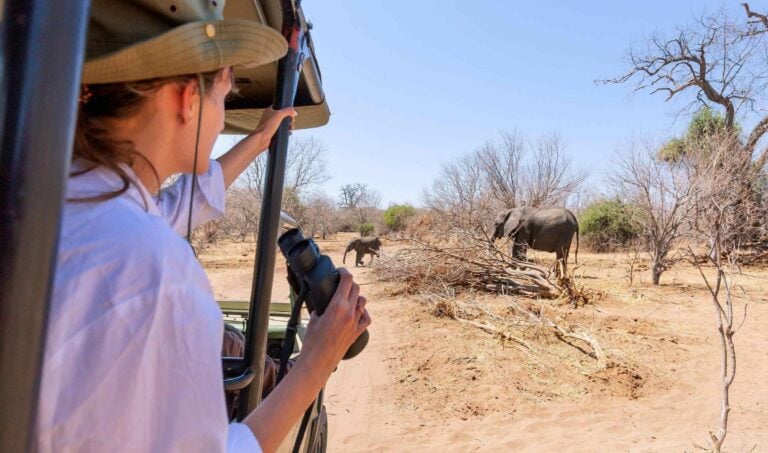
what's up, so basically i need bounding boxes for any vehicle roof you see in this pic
[223,0,330,133]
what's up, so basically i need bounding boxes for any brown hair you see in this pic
[72,68,229,204]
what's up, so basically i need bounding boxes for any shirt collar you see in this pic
[68,160,161,217]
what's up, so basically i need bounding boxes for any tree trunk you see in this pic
[651,257,663,285]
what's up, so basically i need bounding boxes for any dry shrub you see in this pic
[375,238,560,299]
[404,213,439,241]
[556,267,604,307]
[431,299,456,319]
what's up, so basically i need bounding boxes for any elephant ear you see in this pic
[492,210,511,239]
[503,209,523,237]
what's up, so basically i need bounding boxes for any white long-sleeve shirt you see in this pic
[37,161,261,453]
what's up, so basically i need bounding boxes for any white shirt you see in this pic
[37,161,261,453]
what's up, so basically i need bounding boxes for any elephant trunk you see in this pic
[343,245,351,264]
[491,224,503,241]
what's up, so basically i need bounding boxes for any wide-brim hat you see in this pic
[83,0,288,84]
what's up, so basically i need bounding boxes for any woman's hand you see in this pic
[299,268,371,376]
[216,106,297,187]
[251,106,297,149]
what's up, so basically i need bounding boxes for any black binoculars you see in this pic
[278,228,369,360]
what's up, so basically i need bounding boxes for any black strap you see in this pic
[292,404,313,453]
[186,74,206,249]
[277,284,308,383]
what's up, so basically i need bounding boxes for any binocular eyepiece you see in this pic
[278,228,369,360]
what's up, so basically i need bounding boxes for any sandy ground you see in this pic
[202,235,768,452]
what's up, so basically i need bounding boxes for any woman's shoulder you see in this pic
[58,189,204,293]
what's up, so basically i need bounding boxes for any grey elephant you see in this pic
[491,207,579,271]
[343,236,382,267]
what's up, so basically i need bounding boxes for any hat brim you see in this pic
[82,19,287,84]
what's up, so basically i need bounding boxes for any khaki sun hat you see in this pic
[83,0,288,84]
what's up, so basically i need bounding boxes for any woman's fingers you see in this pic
[355,297,367,319]
[347,282,360,310]
[334,268,354,302]
[356,296,367,312]
[358,308,372,332]
[355,296,369,333]
[255,106,298,138]
[281,106,298,118]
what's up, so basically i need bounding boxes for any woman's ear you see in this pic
[178,81,199,124]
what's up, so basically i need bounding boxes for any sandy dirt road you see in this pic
[322,258,768,452]
[203,240,768,452]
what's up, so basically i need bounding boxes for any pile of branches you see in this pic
[375,230,560,298]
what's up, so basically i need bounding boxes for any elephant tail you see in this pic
[574,228,579,264]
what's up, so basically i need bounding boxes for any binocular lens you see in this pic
[286,239,319,273]
[278,228,305,256]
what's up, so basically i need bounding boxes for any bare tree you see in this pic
[521,133,587,208]
[226,136,330,241]
[692,252,744,453]
[423,131,586,232]
[243,136,330,201]
[223,187,262,242]
[602,4,768,182]
[339,183,381,233]
[422,153,492,229]
[475,131,525,209]
[285,137,329,193]
[684,131,761,257]
[301,192,337,239]
[339,183,378,210]
[684,134,750,452]
[611,138,698,285]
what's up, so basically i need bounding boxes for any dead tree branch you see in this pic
[376,235,560,298]
[506,298,607,372]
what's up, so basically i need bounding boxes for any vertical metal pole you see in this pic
[240,0,308,416]
[0,0,90,451]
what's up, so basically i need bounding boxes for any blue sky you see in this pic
[216,1,746,206]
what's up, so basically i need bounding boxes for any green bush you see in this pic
[357,223,375,236]
[383,204,417,232]
[579,199,640,252]
[658,107,740,162]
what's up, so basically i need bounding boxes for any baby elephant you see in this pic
[343,236,382,267]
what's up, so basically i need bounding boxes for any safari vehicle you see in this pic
[0,0,332,451]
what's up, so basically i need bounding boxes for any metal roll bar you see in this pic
[236,0,310,418]
[0,1,91,451]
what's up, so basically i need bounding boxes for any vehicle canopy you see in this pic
[224,0,330,133]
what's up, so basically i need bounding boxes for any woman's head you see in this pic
[74,0,288,200]
[74,67,233,200]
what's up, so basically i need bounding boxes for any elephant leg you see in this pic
[510,242,528,271]
[356,249,363,266]
[554,249,565,276]
[558,239,573,276]
[512,242,527,262]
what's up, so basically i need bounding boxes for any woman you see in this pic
[37,1,370,452]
